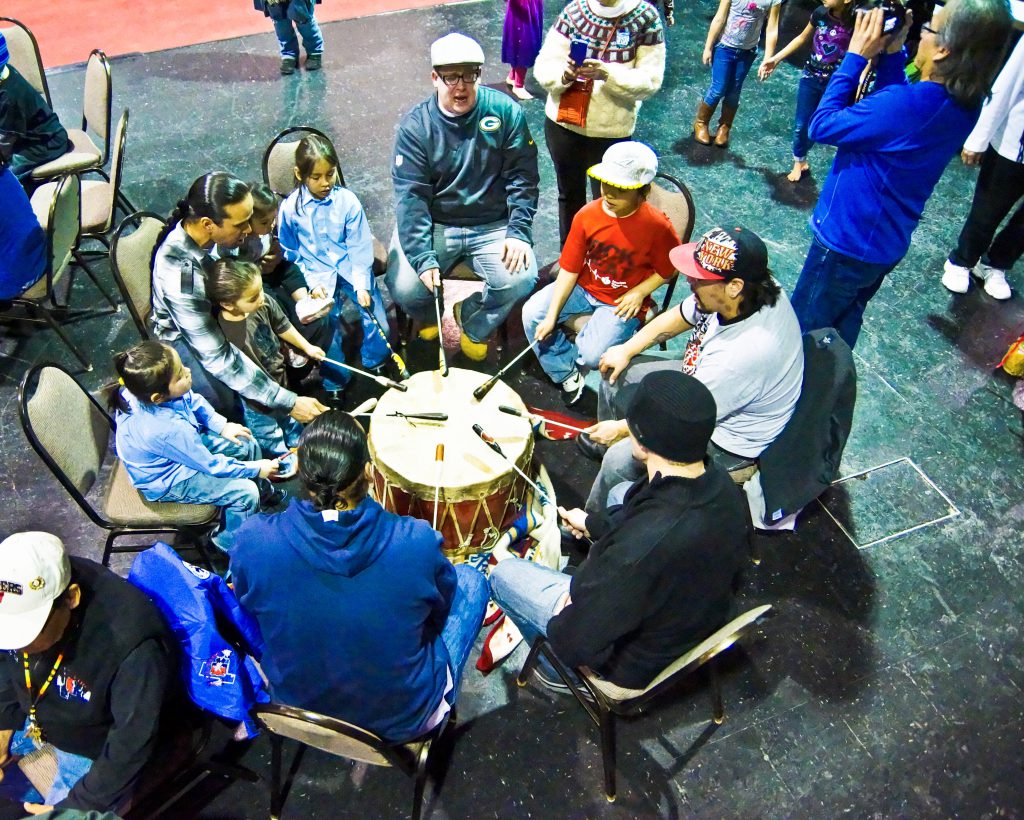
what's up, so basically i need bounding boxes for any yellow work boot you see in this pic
[453,301,489,362]
[417,324,440,341]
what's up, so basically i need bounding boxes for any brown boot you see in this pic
[714,105,738,148]
[694,100,717,145]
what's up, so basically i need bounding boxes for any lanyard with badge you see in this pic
[22,650,65,742]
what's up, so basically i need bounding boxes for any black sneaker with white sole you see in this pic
[533,667,595,702]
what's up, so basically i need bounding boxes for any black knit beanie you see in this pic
[624,371,717,463]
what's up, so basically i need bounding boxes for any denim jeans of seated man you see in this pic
[385,222,538,343]
[489,558,584,683]
[521,283,640,384]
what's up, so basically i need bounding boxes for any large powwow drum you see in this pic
[367,367,534,561]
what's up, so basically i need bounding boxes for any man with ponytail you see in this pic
[151,172,327,422]
[230,411,488,742]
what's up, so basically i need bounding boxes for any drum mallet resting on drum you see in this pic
[472,423,551,504]
[432,443,445,529]
[321,357,409,392]
[498,404,589,434]
[472,339,539,401]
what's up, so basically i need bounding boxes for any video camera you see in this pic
[855,0,908,35]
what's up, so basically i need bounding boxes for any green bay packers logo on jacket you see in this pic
[479,115,501,133]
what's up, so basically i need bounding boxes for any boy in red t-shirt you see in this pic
[522,142,678,404]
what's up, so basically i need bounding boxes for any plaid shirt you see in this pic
[150,223,296,411]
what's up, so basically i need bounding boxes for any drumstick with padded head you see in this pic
[432,443,445,530]
[498,404,589,434]
[472,423,551,504]
[320,357,408,392]
[362,308,411,381]
[472,339,539,402]
[433,286,448,377]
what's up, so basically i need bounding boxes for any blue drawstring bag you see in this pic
[128,543,269,738]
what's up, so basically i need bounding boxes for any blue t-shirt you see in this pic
[0,167,45,299]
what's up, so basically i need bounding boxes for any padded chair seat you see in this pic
[103,460,218,526]
[582,604,775,704]
[30,130,102,178]
[19,274,48,301]
[80,178,112,232]
[273,716,430,767]
[30,181,56,229]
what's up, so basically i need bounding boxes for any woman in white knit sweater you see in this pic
[533,0,666,244]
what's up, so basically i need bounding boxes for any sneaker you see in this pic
[976,263,1012,300]
[533,668,595,702]
[321,387,347,409]
[280,57,297,76]
[453,301,488,362]
[260,486,287,509]
[560,370,585,406]
[941,259,971,294]
[305,53,322,71]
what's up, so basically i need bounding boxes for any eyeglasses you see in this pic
[437,69,481,87]
[921,23,940,35]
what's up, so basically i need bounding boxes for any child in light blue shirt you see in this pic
[112,341,279,551]
[277,134,390,395]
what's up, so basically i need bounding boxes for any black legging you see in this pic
[544,118,627,245]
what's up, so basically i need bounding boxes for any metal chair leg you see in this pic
[516,637,546,687]
[269,734,284,820]
[599,708,617,802]
[709,659,724,724]
[75,251,119,308]
[34,305,92,371]
[411,743,430,820]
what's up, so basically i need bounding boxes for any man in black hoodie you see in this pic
[0,532,174,814]
[490,371,750,691]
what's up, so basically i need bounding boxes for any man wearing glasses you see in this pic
[387,32,540,362]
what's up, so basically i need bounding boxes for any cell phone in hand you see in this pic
[569,39,588,66]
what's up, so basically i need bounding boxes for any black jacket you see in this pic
[759,329,856,521]
[0,558,175,811]
[548,467,750,689]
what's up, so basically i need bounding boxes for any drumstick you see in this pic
[388,411,448,422]
[349,397,378,417]
[362,307,411,381]
[433,286,448,377]
[321,357,409,392]
[472,423,551,504]
[472,339,539,402]
[432,443,445,530]
[498,404,589,434]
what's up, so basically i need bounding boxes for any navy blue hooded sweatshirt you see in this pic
[230,497,456,741]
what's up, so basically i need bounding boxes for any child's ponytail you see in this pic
[110,341,178,414]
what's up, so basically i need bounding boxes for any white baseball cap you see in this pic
[0,532,71,651]
[431,33,485,68]
[588,141,659,190]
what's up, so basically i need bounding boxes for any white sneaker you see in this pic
[976,263,1012,300]
[941,260,971,294]
[560,369,585,405]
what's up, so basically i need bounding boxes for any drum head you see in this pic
[368,367,533,500]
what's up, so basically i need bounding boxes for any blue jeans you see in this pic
[704,44,757,108]
[792,74,829,162]
[438,565,489,702]
[242,400,303,457]
[270,0,323,60]
[791,235,898,349]
[154,433,261,552]
[489,558,573,679]
[386,222,538,343]
[521,283,641,384]
[4,720,93,805]
[319,278,390,391]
